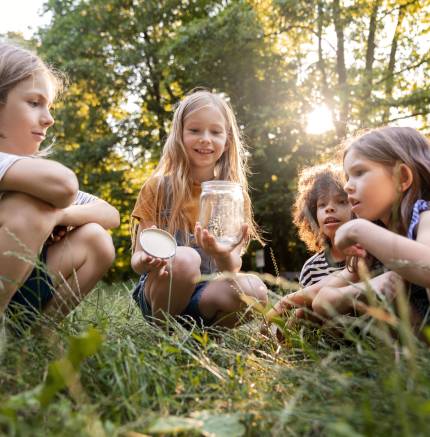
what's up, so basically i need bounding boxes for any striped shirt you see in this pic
[299,249,345,287]
[0,151,97,205]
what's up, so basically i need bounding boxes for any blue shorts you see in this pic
[409,283,430,324]
[7,245,54,330]
[132,274,216,327]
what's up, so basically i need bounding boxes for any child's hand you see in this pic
[46,225,69,245]
[334,220,367,258]
[265,287,318,322]
[135,250,169,277]
[368,271,403,302]
[194,222,248,257]
[339,243,367,258]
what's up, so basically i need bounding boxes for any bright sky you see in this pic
[0,0,51,38]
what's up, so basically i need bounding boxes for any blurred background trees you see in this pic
[4,0,429,280]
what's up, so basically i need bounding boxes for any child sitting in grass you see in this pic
[130,89,268,328]
[293,163,352,287]
[0,42,119,330]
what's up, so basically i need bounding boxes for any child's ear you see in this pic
[398,163,413,192]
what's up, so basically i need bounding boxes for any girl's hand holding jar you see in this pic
[197,180,245,256]
[194,222,248,257]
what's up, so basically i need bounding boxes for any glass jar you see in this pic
[199,181,245,247]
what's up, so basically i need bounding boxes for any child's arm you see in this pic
[311,270,403,317]
[335,216,430,289]
[57,199,120,229]
[131,221,168,276]
[0,157,78,208]
[265,267,357,321]
[194,222,248,273]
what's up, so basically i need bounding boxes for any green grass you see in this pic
[1,280,430,436]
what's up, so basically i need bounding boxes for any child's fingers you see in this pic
[159,264,169,276]
[284,289,315,308]
[151,258,165,268]
[143,254,153,265]
[265,288,317,322]
[194,222,203,246]
[202,228,216,246]
[342,244,366,258]
[266,298,294,321]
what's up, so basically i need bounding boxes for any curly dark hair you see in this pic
[293,162,347,252]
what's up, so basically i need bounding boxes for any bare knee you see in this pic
[205,274,268,314]
[78,223,115,269]
[171,246,201,280]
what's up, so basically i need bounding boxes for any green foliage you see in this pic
[0,326,104,436]
[32,0,430,278]
[148,411,245,436]
[38,327,103,407]
[1,284,430,435]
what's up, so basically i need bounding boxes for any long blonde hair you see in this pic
[133,89,262,247]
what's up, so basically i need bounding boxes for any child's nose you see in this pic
[200,131,211,143]
[343,180,352,193]
[41,109,55,128]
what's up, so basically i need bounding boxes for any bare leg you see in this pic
[199,273,268,328]
[43,223,115,319]
[145,246,201,319]
[0,193,57,312]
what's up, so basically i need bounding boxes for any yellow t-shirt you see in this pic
[132,177,201,231]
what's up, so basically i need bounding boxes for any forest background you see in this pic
[3,0,430,281]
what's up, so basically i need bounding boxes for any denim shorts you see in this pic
[7,245,54,330]
[132,274,216,327]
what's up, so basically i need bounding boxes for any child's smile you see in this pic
[193,146,214,155]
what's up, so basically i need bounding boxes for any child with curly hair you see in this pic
[293,162,352,287]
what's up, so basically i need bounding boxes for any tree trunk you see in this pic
[359,1,380,127]
[142,31,166,144]
[382,4,406,123]
[317,1,337,131]
[333,0,348,139]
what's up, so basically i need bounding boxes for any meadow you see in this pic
[1,277,430,437]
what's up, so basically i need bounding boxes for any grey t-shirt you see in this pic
[0,151,97,204]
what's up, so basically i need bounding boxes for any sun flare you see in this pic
[305,105,335,135]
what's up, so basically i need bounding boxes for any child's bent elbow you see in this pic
[54,170,79,207]
[111,208,121,228]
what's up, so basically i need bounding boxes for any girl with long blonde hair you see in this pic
[131,89,267,327]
